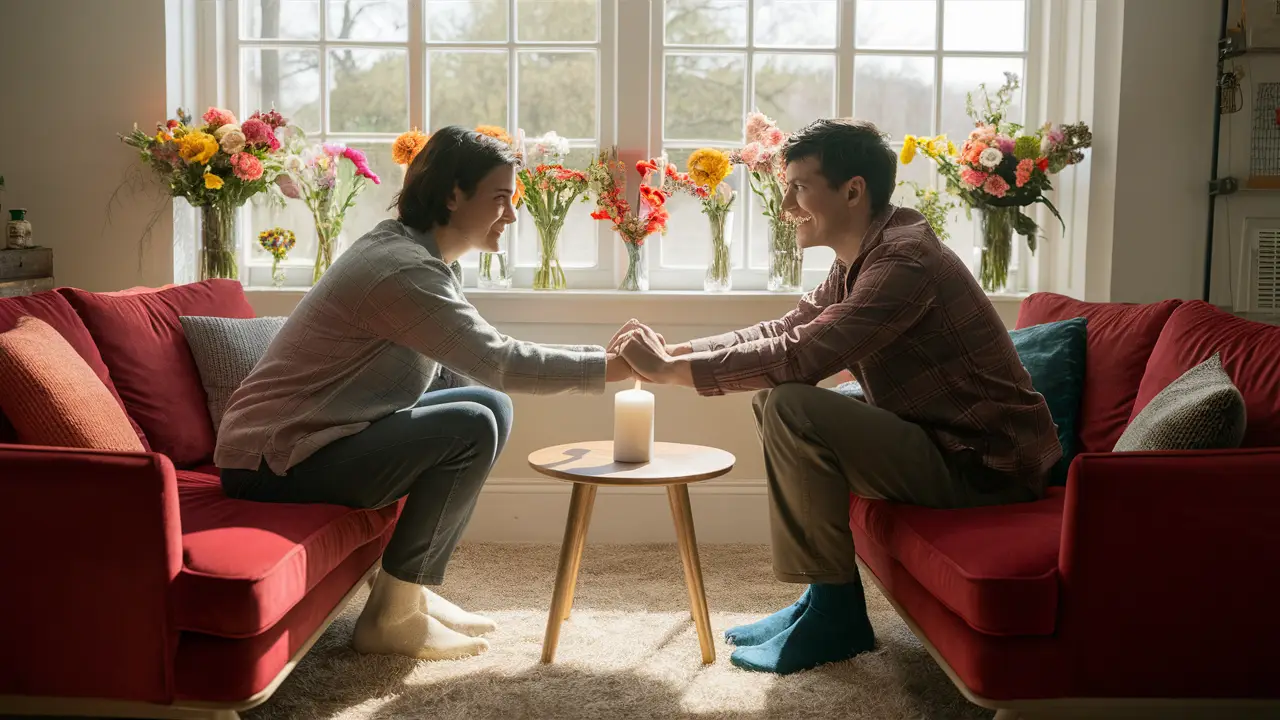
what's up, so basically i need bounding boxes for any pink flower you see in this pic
[996,136,1015,155]
[983,174,1010,198]
[242,118,276,149]
[275,173,302,199]
[323,142,347,157]
[342,146,380,184]
[961,168,988,188]
[1015,158,1034,187]
[766,127,786,147]
[230,152,264,181]
[746,112,775,144]
[202,107,237,128]
[739,142,763,166]
[251,109,287,130]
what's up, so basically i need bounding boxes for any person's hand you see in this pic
[605,352,634,383]
[607,318,665,354]
[616,327,679,384]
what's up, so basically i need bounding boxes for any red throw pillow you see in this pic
[1133,301,1280,447]
[0,316,145,452]
[59,279,255,466]
[1016,292,1181,454]
[0,290,149,449]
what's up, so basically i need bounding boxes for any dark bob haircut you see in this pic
[782,118,897,215]
[393,125,520,231]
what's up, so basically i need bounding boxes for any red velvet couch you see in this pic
[0,280,399,720]
[851,293,1280,719]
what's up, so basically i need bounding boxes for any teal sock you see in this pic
[729,582,875,675]
[724,586,811,647]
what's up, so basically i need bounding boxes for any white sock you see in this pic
[423,588,498,637]
[353,571,488,661]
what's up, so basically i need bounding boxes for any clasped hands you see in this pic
[603,318,694,386]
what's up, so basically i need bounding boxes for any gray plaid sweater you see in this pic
[214,219,607,475]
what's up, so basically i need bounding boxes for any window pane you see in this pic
[943,0,1025,52]
[518,51,597,139]
[855,0,936,50]
[328,48,409,133]
[242,47,322,134]
[804,245,834,271]
[339,142,403,252]
[664,53,745,142]
[941,57,1023,144]
[754,0,837,48]
[661,148,746,270]
[426,0,507,42]
[854,55,934,141]
[430,51,509,129]
[754,54,835,135]
[517,0,598,42]
[242,0,319,40]
[327,0,408,40]
[665,0,748,46]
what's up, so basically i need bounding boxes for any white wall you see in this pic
[0,0,174,292]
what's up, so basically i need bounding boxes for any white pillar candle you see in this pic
[613,379,654,463]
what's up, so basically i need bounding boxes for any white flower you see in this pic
[214,123,241,140]
[219,129,246,155]
[525,131,570,165]
[979,147,1003,169]
[283,154,305,174]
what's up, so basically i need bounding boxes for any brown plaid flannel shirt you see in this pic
[689,205,1061,492]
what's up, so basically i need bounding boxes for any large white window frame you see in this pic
[203,0,1075,296]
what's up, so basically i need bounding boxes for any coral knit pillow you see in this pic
[0,316,144,452]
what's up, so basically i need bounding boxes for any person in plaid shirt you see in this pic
[612,118,1060,675]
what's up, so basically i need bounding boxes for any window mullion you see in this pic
[836,0,855,117]
[408,0,425,132]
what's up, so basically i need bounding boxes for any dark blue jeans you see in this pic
[220,387,513,584]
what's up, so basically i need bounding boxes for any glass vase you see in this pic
[199,203,239,281]
[478,251,512,289]
[271,259,286,288]
[973,205,1015,293]
[619,238,649,292]
[533,219,567,290]
[704,210,733,293]
[767,217,803,292]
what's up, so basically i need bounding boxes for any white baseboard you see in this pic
[460,478,771,544]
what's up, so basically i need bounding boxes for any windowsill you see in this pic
[242,286,1031,327]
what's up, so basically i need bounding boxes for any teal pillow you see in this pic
[1009,316,1088,486]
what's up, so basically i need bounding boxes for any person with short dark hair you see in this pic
[609,118,1060,674]
[216,126,634,662]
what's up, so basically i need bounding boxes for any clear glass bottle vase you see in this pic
[619,238,649,291]
[704,210,733,292]
[767,217,803,292]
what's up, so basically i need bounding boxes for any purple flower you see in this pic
[323,142,347,158]
[995,136,1016,155]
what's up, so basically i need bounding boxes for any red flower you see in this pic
[636,160,658,176]
[639,185,666,210]
[665,164,679,179]
[1036,157,1049,172]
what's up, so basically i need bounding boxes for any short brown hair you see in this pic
[393,126,519,231]
[782,118,897,214]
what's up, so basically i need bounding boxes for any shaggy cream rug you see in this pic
[245,543,990,720]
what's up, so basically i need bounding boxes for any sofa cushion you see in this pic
[1008,317,1088,486]
[0,316,145,452]
[1016,293,1180,454]
[849,489,1066,636]
[1116,352,1247,451]
[179,315,288,432]
[172,466,400,638]
[59,280,255,467]
[0,290,148,448]
[1133,301,1280,447]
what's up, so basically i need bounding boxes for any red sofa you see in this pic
[0,280,400,720]
[851,293,1280,719]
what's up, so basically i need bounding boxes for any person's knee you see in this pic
[761,383,822,422]
[448,402,500,458]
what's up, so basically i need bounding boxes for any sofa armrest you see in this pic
[0,444,183,704]
[1058,449,1280,696]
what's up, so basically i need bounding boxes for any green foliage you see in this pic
[898,180,956,244]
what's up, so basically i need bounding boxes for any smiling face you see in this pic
[445,163,519,253]
[781,156,867,250]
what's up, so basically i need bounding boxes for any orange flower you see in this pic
[513,176,525,206]
[393,129,429,165]
[475,125,513,146]
[636,159,658,176]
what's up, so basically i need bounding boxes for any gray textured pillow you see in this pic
[1113,352,1246,452]
[179,315,288,432]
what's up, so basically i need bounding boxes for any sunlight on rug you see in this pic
[244,543,991,720]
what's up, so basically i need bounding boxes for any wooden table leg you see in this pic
[667,483,715,664]
[541,482,597,663]
[562,484,597,620]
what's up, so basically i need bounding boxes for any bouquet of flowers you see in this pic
[732,112,802,292]
[686,148,737,291]
[121,106,293,280]
[902,72,1092,291]
[257,226,296,287]
[518,131,589,290]
[276,136,380,283]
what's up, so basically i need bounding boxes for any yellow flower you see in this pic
[948,140,958,157]
[687,148,732,189]
[204,173,224,190]
[179,132,219,165]
[900,135,917,165]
